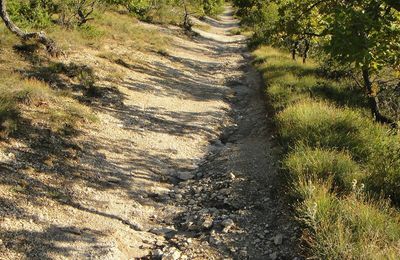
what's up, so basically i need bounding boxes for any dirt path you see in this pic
[0,6,300,260]
[155,7,302,260]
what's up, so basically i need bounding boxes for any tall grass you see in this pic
[253,46,400,259]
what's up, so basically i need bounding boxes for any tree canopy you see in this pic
[234,0,400,126]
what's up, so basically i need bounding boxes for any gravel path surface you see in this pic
[0,6,301,260]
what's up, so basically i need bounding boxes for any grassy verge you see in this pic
[253,46,400,259]
[0,72,96,136]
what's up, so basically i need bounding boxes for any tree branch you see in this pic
[0,0,61,56]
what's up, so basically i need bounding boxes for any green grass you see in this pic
[297,182,400,259]
[253,46,400,259]
[284,146,363,193]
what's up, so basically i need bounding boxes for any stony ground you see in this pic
[0,6,301,260]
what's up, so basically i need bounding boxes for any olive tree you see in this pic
[0,0,60,55]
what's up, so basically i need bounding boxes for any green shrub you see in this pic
[8,0,53,29]
[203,0,224,16]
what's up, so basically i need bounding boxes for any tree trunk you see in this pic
[0,0,60,56]
[183,0,192,31]
[303,39,310,64]
[362,68,397,128]
[291,41,298,60]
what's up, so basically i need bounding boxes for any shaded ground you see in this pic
[0,5,301,260]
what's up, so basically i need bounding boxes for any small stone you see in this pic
[221,218,235,233]
[273,234,283,245]
[209,235,221,245]
[212,139,224,147]
[239,249,248,257]
[152,249,163,259]
[175,194,183,200]
[149,226,176,236]
[201,216,214,229]
[229,172,236,179]
[7,153,15,160]
[162,247,181,260]
[269,252,278,260]
[221,218,234,227]
[176,172,195,181]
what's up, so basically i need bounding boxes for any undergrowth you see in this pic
[253,46,400,259]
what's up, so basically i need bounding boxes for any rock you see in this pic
[221,218,234,233]
[149,226,176,236]
[162,247,181,260]
[177,172,195,181]
[228,172,236,180]
[175,194,183,200]
[269,252,278,260]
[152,249,163,259]
[209,235,221,245]
[211,139,224,147]
[201,216,214,229]
[273,234,283,245]
[7,152,16,160]
[239,249,248,257]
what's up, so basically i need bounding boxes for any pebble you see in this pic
[177,172,195,181]
[201,216,214,229]
[221,218,234,233]
[162,247,181,260]
[152,249,163,259]
[269,252,278,260]
[273,234,283,245]
[149,226,176,236]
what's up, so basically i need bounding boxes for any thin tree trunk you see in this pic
[362,68,397,128]
[183,0,191,31]
[0,0,60,56]
[291,41,298,60]
[303,39,310,64]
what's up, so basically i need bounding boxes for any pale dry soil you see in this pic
[0,6,301,260]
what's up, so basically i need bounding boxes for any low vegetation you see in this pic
[253,45,400,259]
